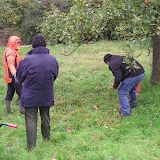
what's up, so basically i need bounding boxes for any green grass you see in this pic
[0,40,160,160]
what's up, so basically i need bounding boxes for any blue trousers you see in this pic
[118,73,144,115]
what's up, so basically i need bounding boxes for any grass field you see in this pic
[0,41,160,160]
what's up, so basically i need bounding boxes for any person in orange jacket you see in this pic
[2,36,24,114]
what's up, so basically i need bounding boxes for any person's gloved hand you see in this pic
[14,74,19,84]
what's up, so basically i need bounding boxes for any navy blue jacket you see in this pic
[16,47,59,108]
[109,55,144,89]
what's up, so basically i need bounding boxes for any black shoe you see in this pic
[130,105,137,109]
[120,113,131,117]
[130,102,137,108]
[119,110,130,117]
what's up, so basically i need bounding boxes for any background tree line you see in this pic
[0,0,113,45]
[0,0,71,44]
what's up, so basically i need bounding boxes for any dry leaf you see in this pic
[52,155,57,160]
[66,128,72,133]
[93,105,99,110]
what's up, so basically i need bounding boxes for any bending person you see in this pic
[104,54,144,117]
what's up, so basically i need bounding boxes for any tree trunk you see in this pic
[151,34,160,84]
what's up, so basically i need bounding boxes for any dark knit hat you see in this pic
[32,34,46,48]
[104,54,112,63]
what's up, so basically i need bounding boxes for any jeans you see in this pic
[25,107,50,150]
[118,73,144,115]
[5,77,22,101]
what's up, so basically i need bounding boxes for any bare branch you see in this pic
[59,43,82,56]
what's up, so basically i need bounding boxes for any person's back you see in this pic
[18,46,58,107]
[108,55,144,89]
[109,55,144,79]
[25,52,56,90]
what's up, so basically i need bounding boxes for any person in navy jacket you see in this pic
[104,54,144,117]
[16,34,59,150]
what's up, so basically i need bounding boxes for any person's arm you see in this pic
[6,52,16,76]
[109,64,123,89]
[53,58,59,81]
[16,59,28,83]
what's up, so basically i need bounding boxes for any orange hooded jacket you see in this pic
[2,36,23,84]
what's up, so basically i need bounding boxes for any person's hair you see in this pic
[32,34,46,48]
[104,54,112,63]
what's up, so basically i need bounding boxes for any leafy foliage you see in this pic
[115,0,160,41]
[0,0,48,44]
[0,0,22,27]
[113,0,160,73]
[40,0,117,44]
[40,0,160,46]
[19,0,46,43]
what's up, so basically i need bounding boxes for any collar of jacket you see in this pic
[30,47,49,55]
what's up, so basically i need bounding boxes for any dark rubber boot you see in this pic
[6,100,11,114]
